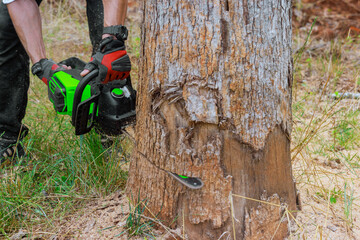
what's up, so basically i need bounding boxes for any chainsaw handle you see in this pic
[72,69,99,125]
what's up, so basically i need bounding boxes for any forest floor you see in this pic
[2,1,360,240]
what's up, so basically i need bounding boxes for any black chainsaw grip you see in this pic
[72,69,99,128]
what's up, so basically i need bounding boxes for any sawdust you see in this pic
[54,191,164,240]
[52,191,183,240]
[54,191,129,239]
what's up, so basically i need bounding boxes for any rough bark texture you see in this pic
[127,0,297,239]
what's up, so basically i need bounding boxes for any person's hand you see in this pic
[80,36,131,84]
[31,58,70,85]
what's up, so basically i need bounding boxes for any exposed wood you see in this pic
[127,0,297,239]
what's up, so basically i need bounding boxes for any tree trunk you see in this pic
[127,0,298,239]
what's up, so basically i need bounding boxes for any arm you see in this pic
[103,0,128,28]
[7,0,70,85]
[102,0,128,39]
[7,0,128,64]
[81,0,130,79]
[7,0,46,63]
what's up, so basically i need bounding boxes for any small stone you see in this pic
[324,160,330,166]
[329,161,339,169]
[10,229,27,240]
[84,219,96,233]
[327,225,337,232]
[323,160,339,169]
[117,220,126,227]
[49,235,58,240]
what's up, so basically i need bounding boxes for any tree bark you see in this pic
[127,0,298,239]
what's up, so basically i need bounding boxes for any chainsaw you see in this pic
[47,57,203,189]
[47,57,136,136]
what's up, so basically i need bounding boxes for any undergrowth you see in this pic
[116,195,156,239]
[0,0,132,238]
[290,23,360,238]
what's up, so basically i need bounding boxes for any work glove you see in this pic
[83,36,131,84]
[31,58,65,85]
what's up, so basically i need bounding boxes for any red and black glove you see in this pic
[31,58,64,85]
[83,36,131,84]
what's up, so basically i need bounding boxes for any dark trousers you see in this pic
[0,0,103,143]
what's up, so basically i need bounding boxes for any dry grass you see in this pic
[289,29,360,239]
[0,1,130,239]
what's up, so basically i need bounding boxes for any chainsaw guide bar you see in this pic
[167,172,204,189]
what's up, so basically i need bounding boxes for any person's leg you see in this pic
[86,0,104,54]
[0,0,43,163]
[86,0,115,149]
[0,2,30,144]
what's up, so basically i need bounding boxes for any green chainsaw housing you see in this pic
[46,57,137,136]
[48,70,92,116]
